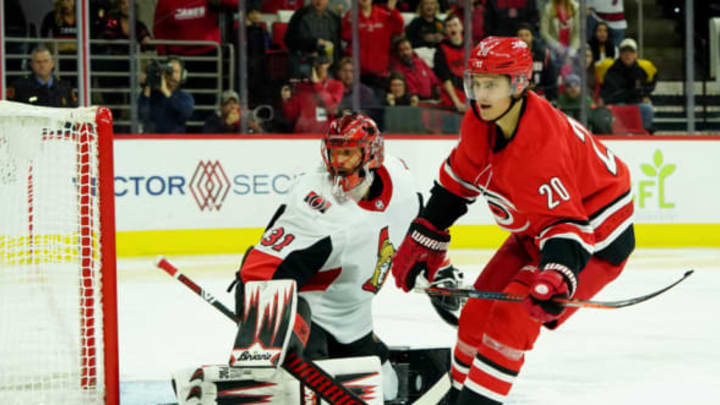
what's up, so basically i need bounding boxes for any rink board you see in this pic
[113,135,720,256]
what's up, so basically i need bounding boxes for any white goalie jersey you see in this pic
[239,155,420,343]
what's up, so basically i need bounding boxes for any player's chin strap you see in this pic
[470,91,526,123]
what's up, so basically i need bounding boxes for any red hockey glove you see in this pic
[523,269,572,323]
[392,218,450,292]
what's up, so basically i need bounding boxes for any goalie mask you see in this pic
[322,113,384,201]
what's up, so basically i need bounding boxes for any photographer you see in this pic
[138,57,195,133]
[282,54,344,133]
[203,90,263,134]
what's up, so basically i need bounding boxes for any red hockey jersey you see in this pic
[439,91,634,273]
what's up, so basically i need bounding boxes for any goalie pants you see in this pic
[303,323,390,363]
[451,235,627,405]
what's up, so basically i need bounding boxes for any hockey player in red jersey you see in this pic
[233,112,460,402]
[391,36,636,404]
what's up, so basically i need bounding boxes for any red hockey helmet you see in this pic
[322,113,384,194]
[464,36,533,98]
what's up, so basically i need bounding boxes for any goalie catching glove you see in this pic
[392,218,450,292]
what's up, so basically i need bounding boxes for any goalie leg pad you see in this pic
[230,280,311,373]
[171,365,301,405]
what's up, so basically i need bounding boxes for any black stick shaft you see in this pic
[419,270,694,309]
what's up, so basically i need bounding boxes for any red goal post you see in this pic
[0,101,118,404]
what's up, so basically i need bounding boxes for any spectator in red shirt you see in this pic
[341,0,404,91]
[261,0,305,13]
[153,0,237,119]
[282,56,345,133]
[153,0,237,56]
[390,36,442,101]
[433,14,466,112]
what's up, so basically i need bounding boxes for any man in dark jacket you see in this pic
[600,38,657,131]
[9,45,77,107]
[138,57,195,133]
[284,0,342,79]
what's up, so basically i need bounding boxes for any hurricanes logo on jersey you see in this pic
[362,227,394,294]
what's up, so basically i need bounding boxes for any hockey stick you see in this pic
[155,257,368,405]
[415,270,694,309]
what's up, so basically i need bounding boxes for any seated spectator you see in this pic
[540,0,581,61]
[557,74,592,120]
[404,0,444,49]
[433,14,466,113]
[337,57,381,115]
[138,57,195,133]
[517,23,557,101]
[390,36,442,101]
[600,38,657,132]
[385,72,419,106]
[586,0,626,48]
[282,56,344,133]
[589,22,617,64]
[341,0,404,91]
[204,90,262,133]
[583,46,601,103]
[484,0,539,38]
[8,45,77,107]
[285,0,342,80]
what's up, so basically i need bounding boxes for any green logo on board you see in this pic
[637,150,675,209]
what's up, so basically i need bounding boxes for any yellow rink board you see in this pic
[115,224,720,257]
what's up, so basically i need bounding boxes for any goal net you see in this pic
[0,101,118,405]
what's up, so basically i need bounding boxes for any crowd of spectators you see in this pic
[3,0,662,134]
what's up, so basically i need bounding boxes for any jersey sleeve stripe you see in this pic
[589,190,633,228]
[537,231,594,255]
[240,249,284,282]
[298,267,342,292]
[593,214,634,251]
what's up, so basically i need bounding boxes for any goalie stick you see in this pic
[415,270,694,309]
[155,257,368,405]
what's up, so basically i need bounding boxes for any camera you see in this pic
[145,60,174,89]
[295,44,331,80]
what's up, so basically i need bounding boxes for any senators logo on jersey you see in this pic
[362,227,394,294]
[304,191,332,213]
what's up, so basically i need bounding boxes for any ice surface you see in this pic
[118,249,720,404]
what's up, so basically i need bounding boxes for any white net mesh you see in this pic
[0,101,109,404]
